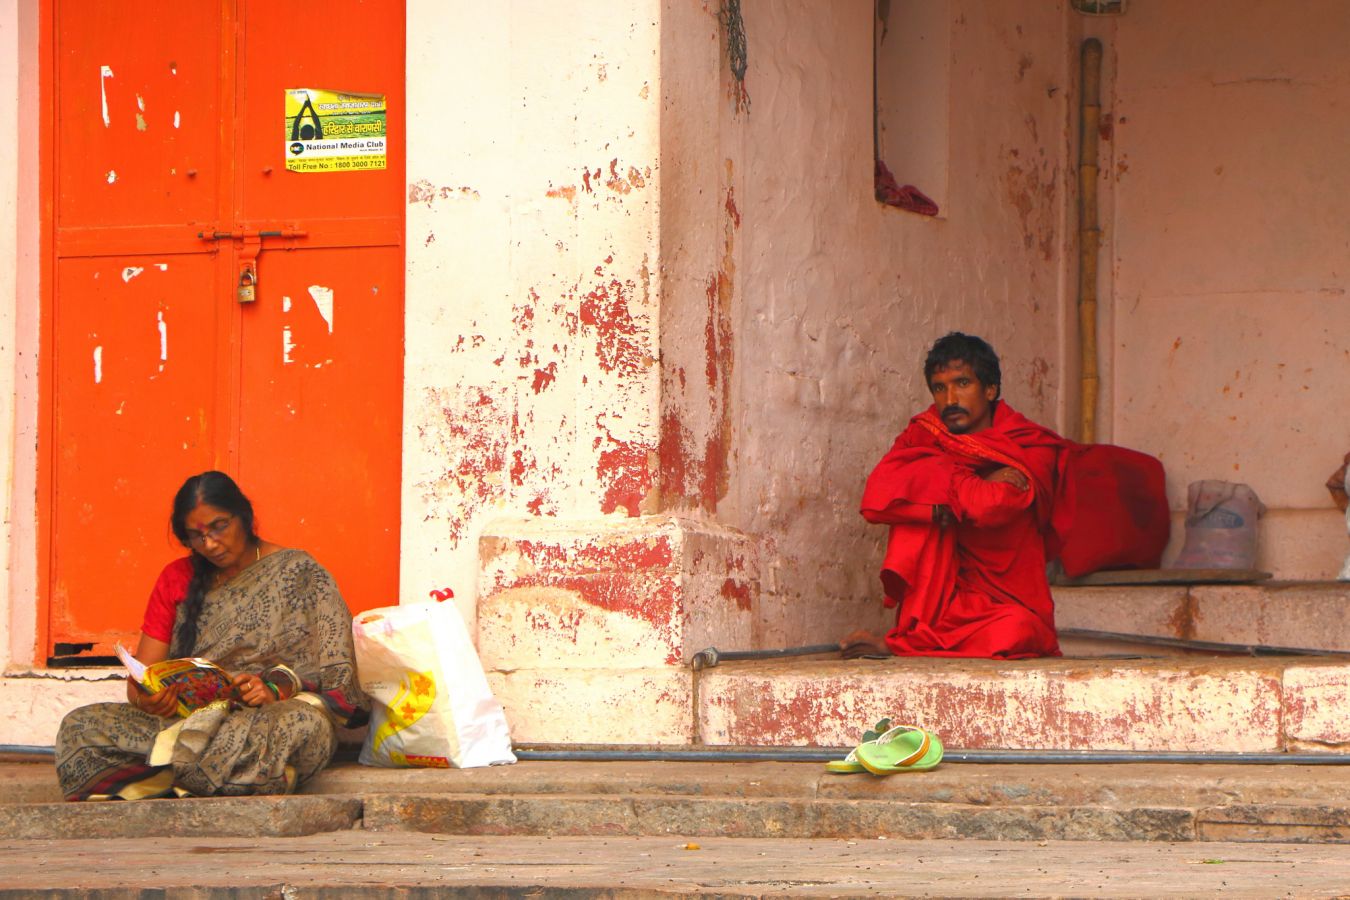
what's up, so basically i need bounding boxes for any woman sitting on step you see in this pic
[55,471,368,800]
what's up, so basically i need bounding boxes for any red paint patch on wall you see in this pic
[1098,113,1114,142]
[510,450,528,487]
[408,179,435,205]
[605,159,631,194]
[720,578,752,612]
[532,362,558,394]
[492,535,675,584]
[579,271,650,378]
[417,387,510,547]
[507,573,682,664]
[724,187,741,229]
[597,435,655,517]
[408,179,480,206]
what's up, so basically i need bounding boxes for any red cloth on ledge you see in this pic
[860,403,1069,659]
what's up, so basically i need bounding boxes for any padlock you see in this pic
[237,264,257,303]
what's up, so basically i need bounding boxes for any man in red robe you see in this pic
[841,333,1068,659]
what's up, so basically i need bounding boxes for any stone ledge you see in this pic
[487,667,694,744]
[9,760,1350,845]
[1054,581,1350,655]
[697,656,1309,752]
[360,793,1196,842]
[1199,803,1350,843]
[0,795,361,840]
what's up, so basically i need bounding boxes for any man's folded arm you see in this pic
[951,469,1034,528]
[860,499,939,525]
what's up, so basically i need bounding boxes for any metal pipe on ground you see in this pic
[6,743,1347,766]
[1058,627,1350,657]
[515,747,1350,765]
[694,629,1349,669]
[689,644,839,669]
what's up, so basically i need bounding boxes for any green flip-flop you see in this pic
[854,725,943,775]
[824,717,893,774]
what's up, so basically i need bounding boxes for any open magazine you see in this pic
[115,644,235,718]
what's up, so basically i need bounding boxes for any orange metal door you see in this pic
[45,1,404,660]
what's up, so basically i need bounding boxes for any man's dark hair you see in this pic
[923,332,1001,399]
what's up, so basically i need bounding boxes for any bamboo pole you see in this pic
[1078,39,1103,443]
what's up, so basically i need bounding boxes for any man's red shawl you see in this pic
[859,402,1070,658]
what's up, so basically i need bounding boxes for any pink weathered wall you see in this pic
[1102,0,1350,577]
[676,1,1079,647]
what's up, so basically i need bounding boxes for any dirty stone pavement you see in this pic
[4,757,1350,897]
[5,831,1350,898]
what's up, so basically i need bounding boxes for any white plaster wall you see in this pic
[1107,0,1350,577]
[702,1,1076,646]
[0,0,19,672]
[1,0,39,671]
[401,0,664,631]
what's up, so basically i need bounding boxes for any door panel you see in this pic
[237,247,404,611]
[50,254,223,645]
[45,0,403,657]
[55,1,225,230]
[237,0,405,224]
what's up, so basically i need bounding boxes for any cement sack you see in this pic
[353,599,516,769]
[1171,480,1266,570]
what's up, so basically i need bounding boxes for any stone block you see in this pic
[1199,804,1350,843]
[1053,586,1191,638]
[0,672,124,747]
[697,658,1284,752]
[1,796,361,840]
[1283,664,1350,749]
[488,667,693,744]
[477,515,754,670]
[1192,583,1350,652]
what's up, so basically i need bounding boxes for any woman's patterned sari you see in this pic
[55,549,367,800]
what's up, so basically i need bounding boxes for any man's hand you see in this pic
[931,504,956,528]
[983,466,1029,491]
[839,630,892,659]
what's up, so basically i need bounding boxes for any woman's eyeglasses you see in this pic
[186,515,234,549]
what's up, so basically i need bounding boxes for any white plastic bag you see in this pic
[353,599,516,769]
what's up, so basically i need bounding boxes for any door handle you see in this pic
[194,228,307,303]
[197,227,308,240]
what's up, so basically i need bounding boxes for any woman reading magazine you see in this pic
[55,471,368,800]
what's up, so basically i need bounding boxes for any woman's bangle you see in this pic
[264,680,281,701]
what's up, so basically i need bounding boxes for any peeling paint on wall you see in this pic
[407,179,480,206]
[99,65,113,127]
[413,386,511,547]
[156,311,167,372]
[307,285,334,334]
[578,261,652,378]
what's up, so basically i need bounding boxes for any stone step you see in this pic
[1053,581,1350,655]
[7,760,1350,846]
[9,832,1350,898]
[696,656,1350,753]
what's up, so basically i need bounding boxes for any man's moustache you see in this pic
[941,405,967,418]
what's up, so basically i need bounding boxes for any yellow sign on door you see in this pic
[284,88,387,173]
